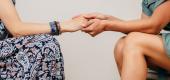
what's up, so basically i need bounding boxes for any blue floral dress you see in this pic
[0,0,64,80]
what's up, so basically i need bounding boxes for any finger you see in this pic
[82,22,98,32]
[81,27,92,32]
[81,19,95,28]
[91,26,103,37]
[84,31,94,36]
[88,23,102,37]
[82,19,100,30]
[87,19,99,25]
[84,14,96,19]
[81,30,93,36]
[91,32,100,37]
[89,32,94,35]
[91,32,98,37]
[81,29,92,33]
[81,19,100,31]
[84,21,93,27]
[87,32,94,36]
[87,32,96,37]
[84,12,103,19]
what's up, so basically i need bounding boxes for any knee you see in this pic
[114,37,125,54]
[122,32,144,56]
[114,37,126,59]
[124,32,144,46]
[114,32,142,56]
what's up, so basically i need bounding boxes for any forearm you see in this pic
[9,17,87,37]
[105,1,170,34]
[10,22,51,37]
[0,0,87,37]
[105,15,122,21]
[0,0,51,37]
[104,19,161,34]
[9,21,71,37]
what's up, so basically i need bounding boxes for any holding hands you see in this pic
[72,13,119,37]
[60,17,88,33]
[61,12,119,37]
[81,19,108,37]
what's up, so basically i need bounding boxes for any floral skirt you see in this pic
[0,34,64,80]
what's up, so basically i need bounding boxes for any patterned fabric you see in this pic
[0,34,64,80]
[0,0,65,80]
[0,22,8,40]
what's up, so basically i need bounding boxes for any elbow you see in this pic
[147,22,162,34]
[10,23,23,37]
[148,27,161,34]
[10,29,22,37]
[145,19,162,34]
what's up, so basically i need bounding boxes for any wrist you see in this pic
[60,21,71,33]
[105,15,113,20]
[60,22,66,33]
[102,20,111,31]
[106,15,121,21]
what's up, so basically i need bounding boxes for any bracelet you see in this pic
[55,21,62,35]
[49,21,60,35]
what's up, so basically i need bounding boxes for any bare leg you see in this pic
[114,37,125,75]
[120,32,170,80]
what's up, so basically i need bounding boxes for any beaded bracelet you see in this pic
[55,21,61,35]
[49,21,61,35]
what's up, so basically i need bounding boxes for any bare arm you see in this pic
[0,0,87,37]
[0,0,52,37]
[141,12,150,19]
[104,1,170,34]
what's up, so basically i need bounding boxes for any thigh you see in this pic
[0,34,64,80]
[22,34,64,80]
[126,32,170,71]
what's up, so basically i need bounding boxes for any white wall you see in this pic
[16,0,142,80]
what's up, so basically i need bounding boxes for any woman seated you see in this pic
[75,0,170,80]
[0,0,87,80]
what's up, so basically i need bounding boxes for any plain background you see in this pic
[16,0,142,80]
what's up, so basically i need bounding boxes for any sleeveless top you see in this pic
[142,0,170,31]
[0,0,15,40]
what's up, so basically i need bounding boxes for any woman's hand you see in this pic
[72,12,122,37]
[82,19,108,37]
[60,17,88,33]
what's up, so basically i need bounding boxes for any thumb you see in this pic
[81,23,87,28]
[84,14,96,19]
[81,20,95,28]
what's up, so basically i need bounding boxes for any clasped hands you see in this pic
[61,13,116,37]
